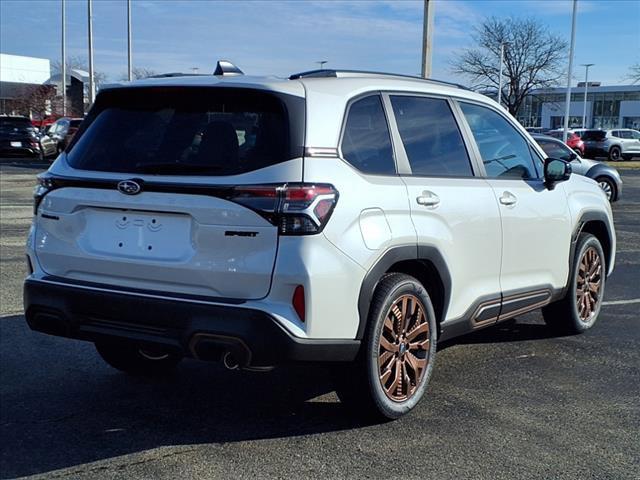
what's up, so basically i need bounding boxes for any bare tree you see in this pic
[626,63,640,85]
[118,67,158,81]
[451,17,568,115]
[11,84,57,120]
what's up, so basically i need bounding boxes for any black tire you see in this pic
[334,273,437,420]
[608,146,621,161]
[542,233,606,334]
[95,341,182,376]
[595,176,616,202]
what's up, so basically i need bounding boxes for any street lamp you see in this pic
[497,42,509,107]
[581,63,594,129]
[316,60,328,70]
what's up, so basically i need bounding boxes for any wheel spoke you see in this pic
[406,322,428,342]
[379,335,398,353]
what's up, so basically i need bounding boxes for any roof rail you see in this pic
[289,69,469,90]
[147,72,206,78]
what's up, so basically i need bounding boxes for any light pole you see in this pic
[497,42,507,107]
[316,60,327,70]
[87,0,95,106]
[581,63,594,128]
[127,0,132,81]
[421,0,435,78]
[61,0,66,116]
[562,0,578,143]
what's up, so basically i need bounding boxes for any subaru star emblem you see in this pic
[117,180,142,195]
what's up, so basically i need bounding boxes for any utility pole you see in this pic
[61,0,66,116]
[87,0,95,106]
[421,0,434,78]
[316,60,328,70]
[127,0,132,81]
[581,63,594,128]
[497,42,507,107]
[563,0,578,143]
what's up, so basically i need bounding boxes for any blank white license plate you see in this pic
[10,141,21,147]
[83,209,193,260]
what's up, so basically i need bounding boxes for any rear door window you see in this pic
[390,95,472,177]
[341,95,396,175]
[67,87,302,176]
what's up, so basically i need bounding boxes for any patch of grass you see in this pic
[604,161,640,169]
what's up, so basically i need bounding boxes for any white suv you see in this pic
[24,63,616,419]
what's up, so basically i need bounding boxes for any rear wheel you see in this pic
[595,176,616,202]
[96,341,182,376]
[542,233,605,334]
[608,146,621,161]
[335,273,437,420]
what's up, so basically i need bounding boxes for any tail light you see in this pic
[229,183,338,235]
[33,174,55,214]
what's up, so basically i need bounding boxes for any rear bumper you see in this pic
[23,278,360,367]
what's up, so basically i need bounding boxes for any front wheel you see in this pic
[96,341,182,376]
[596,176,616,202]
[335,273,437,420]
[542,233,605,334]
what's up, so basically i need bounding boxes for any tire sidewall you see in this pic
[568,235,606,332]
[365,276,437,419]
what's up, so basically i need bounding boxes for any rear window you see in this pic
[0,118,33,134]
[67,87,303,175]
[582,130,606,141]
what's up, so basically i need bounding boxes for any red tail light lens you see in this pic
[229,183,338,235]
[292,285,305,322]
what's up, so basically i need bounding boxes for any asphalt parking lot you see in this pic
[1,162,639,480]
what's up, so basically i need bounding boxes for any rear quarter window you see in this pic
[340,95,396,175]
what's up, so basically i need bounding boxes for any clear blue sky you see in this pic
[1,0,638,85]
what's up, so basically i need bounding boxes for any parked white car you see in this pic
[25,62,616,419]
[582,128,640,161]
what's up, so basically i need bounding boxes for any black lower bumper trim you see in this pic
[24,279,360,366]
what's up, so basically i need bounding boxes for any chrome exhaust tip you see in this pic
[222,351,240,370]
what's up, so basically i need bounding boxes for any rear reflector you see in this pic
[292,285,305,322]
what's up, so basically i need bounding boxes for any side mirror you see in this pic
[544,158,572,190]
[568,152,578,161]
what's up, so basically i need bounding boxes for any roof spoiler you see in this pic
[214,60,244,76]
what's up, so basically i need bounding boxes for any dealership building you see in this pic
[516,84,640,130]
[0,53,51,115]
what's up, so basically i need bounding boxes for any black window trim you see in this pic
[337,91,400,178]
[380,91,481,179]
[452,98,544,181]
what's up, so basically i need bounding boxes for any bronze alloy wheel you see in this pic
[576,246,603,322]
[378,294,431,402]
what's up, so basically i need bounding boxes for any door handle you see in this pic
[416,191,440,207]
[499,191,517,206]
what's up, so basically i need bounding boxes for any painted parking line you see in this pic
[603,298,640,305]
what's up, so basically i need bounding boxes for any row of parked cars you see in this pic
[526,127,640,161]
[0,115,82,161]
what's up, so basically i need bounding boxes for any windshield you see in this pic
[67,87,302,176]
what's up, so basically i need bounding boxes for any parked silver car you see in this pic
[533,134,622,202]
[581,129,640,161]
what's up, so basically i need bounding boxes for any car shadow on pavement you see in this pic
[1,314,561,478]
[0,314,375,478]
